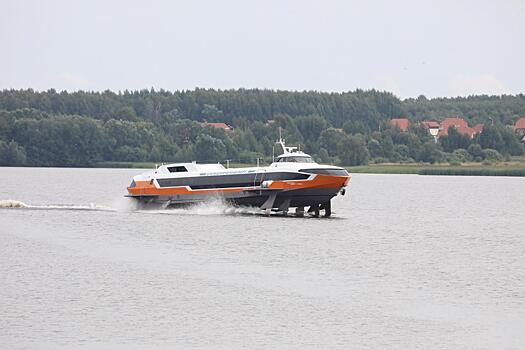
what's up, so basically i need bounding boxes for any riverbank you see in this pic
[346,162,525,176]
[94,161,158,168]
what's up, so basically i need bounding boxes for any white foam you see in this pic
[111,196,142,212]
[0,197,265,217]
[0,199,29,208]
[0,199,114,212]
[135,198,263,217]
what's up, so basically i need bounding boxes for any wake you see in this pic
[0,198,326,218]
[0,198,263,216]
[0,199,115,212]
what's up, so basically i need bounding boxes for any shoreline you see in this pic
[2,161,524,177]
[94,161,525,177]
[345,163,525,176]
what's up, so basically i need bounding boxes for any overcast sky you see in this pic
[1,0,523,98]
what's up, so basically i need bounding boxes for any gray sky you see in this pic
[1,0,524,98]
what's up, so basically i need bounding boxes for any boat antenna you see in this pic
[276,127,299,155]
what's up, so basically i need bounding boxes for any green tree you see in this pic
[195,134,227,162]
[381,136,395,160]
[499,125,524,155]
[452,149,471,162]
[13,116,108,166]
[337,134,369,166]
[318,148,330,163]
[201,104,224,121]
[115,106,138,121]
[174,145,195,162]
[319,128,346,156]
[394,144,410,160]
[0,140,26,166]
[477,125,503,152]
[342,120,369,134]
[440,127,471,152]
[482,149,503,161]
[295,114,328,141]
[467,143,484,160]
[367,139,383,158]
[417,142,443,164]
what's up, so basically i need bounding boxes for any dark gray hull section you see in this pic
[129,187,341,209]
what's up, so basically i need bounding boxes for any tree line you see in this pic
[0,89,524,167]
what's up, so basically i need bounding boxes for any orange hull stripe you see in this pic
[268,174,350,190]
[128,181,245,196]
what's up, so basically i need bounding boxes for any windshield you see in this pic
[276,156,314,163]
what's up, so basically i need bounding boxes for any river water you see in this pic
[0,167,524,349]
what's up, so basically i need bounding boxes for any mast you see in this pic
[276,127,298,155]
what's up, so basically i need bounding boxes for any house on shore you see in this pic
[515,117,525,136]
[201,122,234,132]
[421,120,440,142]
[515,117,525,143]
[388,117,484,140]
[437,117,483,139]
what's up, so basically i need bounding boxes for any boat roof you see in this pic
[275,152,311,158]
[154,162,225,174]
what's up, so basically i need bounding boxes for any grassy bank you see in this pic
[345,165,422,174]
[346,162,525,176]
[418,168,525,177]
[94,161,157,168]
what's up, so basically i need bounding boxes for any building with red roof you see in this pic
[390,118,409,132]
[472,124,484,134]
[440,117,468,131]
[201,122,234,132]
[421,120,440,129]
[515,117,525,137]
[421,120,440,141]
[437,117,482,139]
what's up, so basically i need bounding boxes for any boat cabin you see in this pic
[274,154,315,163]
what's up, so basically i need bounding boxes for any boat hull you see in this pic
[127,173,349,210]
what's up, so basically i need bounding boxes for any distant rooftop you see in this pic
[515,117,525,130]
[390,118,409,131]
[421,120,440,129]
[201,122,234,131]
[437,117,483,138]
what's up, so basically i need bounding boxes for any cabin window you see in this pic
[167,166,188,173]
[299,168,349,176]
[277,156,314,163]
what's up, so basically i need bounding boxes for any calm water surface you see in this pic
[0,167,524,349]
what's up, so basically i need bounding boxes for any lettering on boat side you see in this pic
[199,170,256,176]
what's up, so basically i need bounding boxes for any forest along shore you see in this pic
[1,89,524,169]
